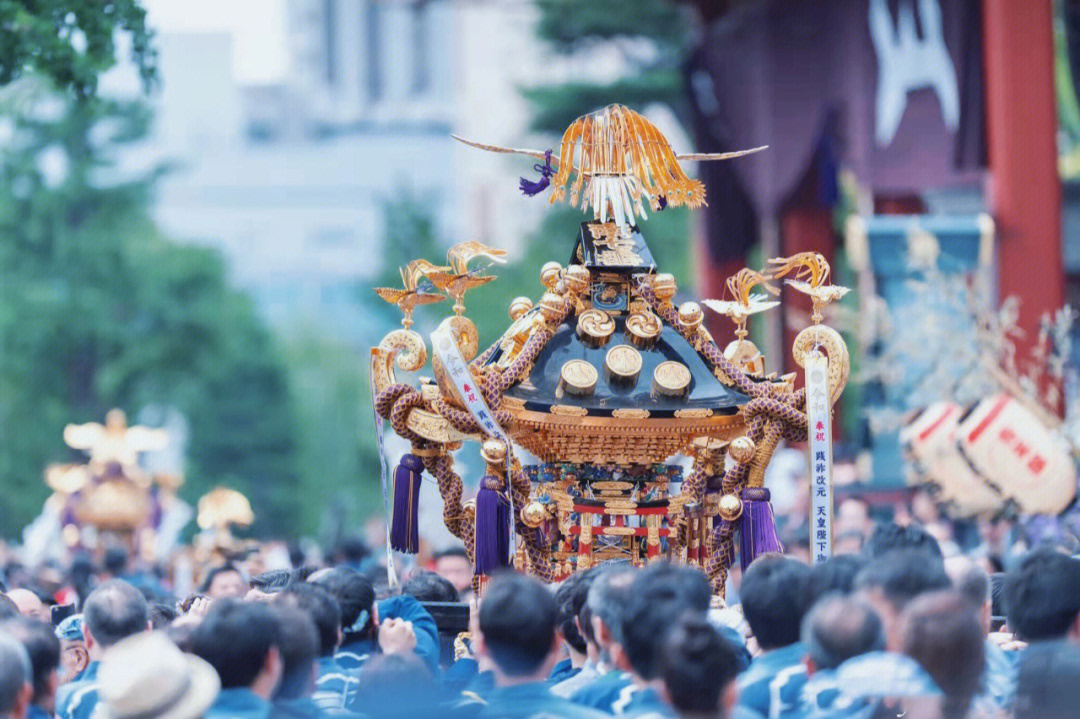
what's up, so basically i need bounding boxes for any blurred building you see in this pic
[127,0,547,345]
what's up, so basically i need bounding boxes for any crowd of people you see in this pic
[0,522,1075,719]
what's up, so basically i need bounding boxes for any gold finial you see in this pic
[374,259,448,329]
[197,487,255,531]
[63,409,169,470]
[425,242,507,316]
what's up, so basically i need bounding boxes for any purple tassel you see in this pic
[657,195,668,210]
[390,454,424,553]
[519,150,554,196]
[474,475,510,575]
[739,487,784,570]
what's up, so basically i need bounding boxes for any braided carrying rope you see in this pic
[635,277,814,594]
[375,296,572,586]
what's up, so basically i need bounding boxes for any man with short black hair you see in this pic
[568,564,635,710]
[549,570,589,685]
[474,573,606,719]
[202,565,247,600]
[657,615,743,719]
[1,618,60,719]
[551,568,599,698]
[806,554,866,604]
[275,583,357,711]
[1002,548,1080,642]
[433,547,472,599]
[312,567,437,672]
[247,570,292,602]
[401,570,459,603]
[0,634,32,719]
[56,580,148,719]
[863,522,943,560]
[854,549,951,650]
[611,562,712,715]
[190,599,283,719]
[268,604,321,719]
[737,556,813,718]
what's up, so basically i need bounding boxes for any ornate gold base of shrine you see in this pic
[371,105,850,595]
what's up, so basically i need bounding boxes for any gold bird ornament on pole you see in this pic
[453,104,766,227]
[374,259,449,329]
[424,241,508,316]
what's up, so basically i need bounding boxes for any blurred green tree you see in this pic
[0,0,156,97]
[0,94,302,537]
[524,0,692,133]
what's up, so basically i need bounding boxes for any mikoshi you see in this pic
[370,104,851,596]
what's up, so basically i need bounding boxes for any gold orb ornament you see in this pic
[652,273,677,301]
[564,265,591,294]
[718,493,743,521]
[678,302,704,331]
[481,439,508,465]
[729,436,756,464]
[520,501,550,528]
[538,292,565,322]
[509,296,533,320]
[540,262,563,289]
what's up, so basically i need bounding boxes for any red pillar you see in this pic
[982,0,1063,357]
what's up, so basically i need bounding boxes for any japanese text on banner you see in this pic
[806,352,833,564]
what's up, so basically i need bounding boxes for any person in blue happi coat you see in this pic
[312,567,439,674]
[190,599,283,719]
[2,617,64,719]
[55,580,150,719]
[736,557,814,719]
[274,583,358,712]
[472,572,608,719]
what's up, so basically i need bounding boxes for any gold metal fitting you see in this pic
[652,273,677,301]
[625,310,662,348]
[563,265,591,294]
[538,292,564,322]
[540,262,563,290]
[577,309,615,348]
[559,360,598,396]
[604,344,643,384]
[728,436,756,464]
[520,501,550,528]
[509,296,533,321]
[480,439,507,465]
[718,493,743,521]
[652,361,692,397]
[677,301,704,331]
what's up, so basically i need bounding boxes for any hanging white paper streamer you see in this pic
[429,323,517,555]
[367,356,399,590]
[805,351,834,564]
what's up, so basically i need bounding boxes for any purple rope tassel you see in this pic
[519,149,554,196]
[390,454,424,553]
[739,487,784,569]
[474,475,510,576]
[657,195,668,210]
